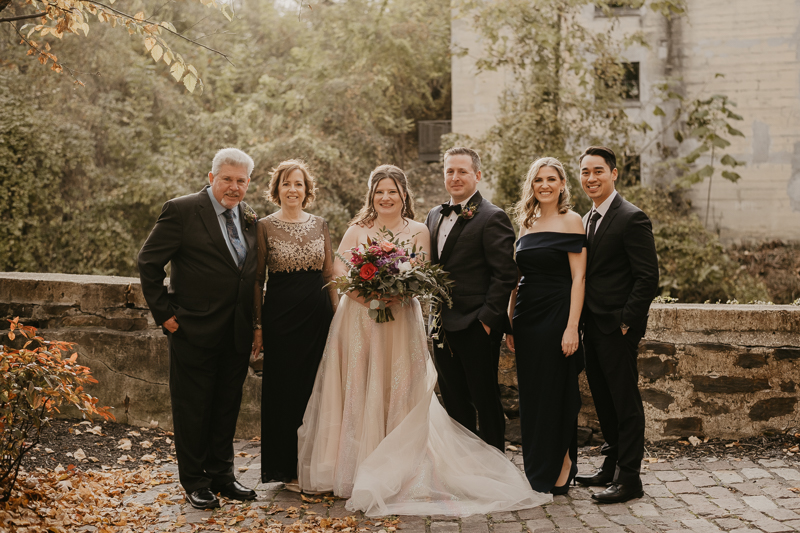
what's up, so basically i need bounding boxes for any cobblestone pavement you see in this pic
[132,440,800,533]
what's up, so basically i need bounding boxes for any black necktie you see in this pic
[440,203,462,216]
[587,210,602,249]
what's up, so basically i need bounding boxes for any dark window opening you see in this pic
[595,62,640,102]
[621,62,640,101]
[595,1,643,16]
[418,120,452,162]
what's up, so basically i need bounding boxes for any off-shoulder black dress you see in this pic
[512,232,585,492]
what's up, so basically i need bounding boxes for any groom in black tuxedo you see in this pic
[425,147,517,451]
[575,146,659,503]
[138,148,259,509]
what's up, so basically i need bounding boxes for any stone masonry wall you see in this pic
[0,272,261,439]
[498,303,800,443]
[2,272,799,441]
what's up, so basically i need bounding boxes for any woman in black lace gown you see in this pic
[506,157,587,494]
[251,160,338,488]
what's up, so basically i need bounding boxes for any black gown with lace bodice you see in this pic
[513,232,585,492]
[253,214,337,482]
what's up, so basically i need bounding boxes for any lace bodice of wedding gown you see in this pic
[297,297,551,517]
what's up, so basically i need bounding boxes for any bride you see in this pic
[296,165,551,516]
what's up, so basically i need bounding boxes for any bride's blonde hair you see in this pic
[515,157,571,229]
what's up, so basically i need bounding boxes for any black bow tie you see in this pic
[440,203,462,216]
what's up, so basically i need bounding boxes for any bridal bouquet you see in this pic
[328,228,453,327]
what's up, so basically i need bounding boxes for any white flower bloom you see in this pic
[398,261,412,273]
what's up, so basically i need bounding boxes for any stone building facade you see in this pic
[451,1,800,243]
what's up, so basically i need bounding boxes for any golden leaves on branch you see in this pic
[15,0,226,93]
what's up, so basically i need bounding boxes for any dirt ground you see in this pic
[20,417,180,473]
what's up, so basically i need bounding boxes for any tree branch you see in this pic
[0,11,46,22]
[85,0,234,65]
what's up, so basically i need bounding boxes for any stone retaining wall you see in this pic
[2,272,799,441]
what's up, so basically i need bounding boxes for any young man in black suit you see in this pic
[575,146,659,503]
[138,148,259,509]
[425,147,518,451]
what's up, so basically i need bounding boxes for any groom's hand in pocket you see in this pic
[481,321,491,336]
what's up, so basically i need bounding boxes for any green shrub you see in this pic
[0,319,114,502]
[621,186,769,303]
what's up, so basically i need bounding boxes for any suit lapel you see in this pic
[439,191,483,266]
[430,208,445,264]
[588,193,622,264]
[198,187,240,272]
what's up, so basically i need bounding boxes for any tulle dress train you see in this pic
[297,297,551,517]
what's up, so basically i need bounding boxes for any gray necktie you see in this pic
[223,209,246,268]
[587,210,602,249]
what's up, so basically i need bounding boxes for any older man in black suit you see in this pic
[425,147,517,451]
[138,148,259,509]
[575,146,659,503]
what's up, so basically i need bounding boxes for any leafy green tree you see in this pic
[0,0,451,275]
[450,0,685,211]
[653,87,746,227]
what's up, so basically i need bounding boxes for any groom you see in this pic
[426,147,517,451]
[576,146,659,503]
[138,148,259,509]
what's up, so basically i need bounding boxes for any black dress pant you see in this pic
[432,321,505,451]
[169,330,250,493]
[583,314,645,485]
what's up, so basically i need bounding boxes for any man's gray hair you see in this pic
[211,148,255,177]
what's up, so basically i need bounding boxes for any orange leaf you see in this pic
[8,332,14,341]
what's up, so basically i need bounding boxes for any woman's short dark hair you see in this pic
[579,146,617,172]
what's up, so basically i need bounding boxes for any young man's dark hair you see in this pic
[579,146,617,172]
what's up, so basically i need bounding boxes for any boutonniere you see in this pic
[241,202,258,229]
[458,202,478,220]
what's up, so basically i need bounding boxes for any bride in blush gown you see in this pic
[297,165,551,517]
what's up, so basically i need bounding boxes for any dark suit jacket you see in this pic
[425,191,517,334]
[583,193,659,335]
[137,186,258,354]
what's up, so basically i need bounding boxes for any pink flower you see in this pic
[380,241,396,253]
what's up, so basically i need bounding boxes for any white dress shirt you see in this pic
[206,187,248,264]
[585,189,618,236]
[437,191,479,257]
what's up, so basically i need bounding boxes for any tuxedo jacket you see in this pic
[425,191,517,334]
[582,193,659,335]
[137,186,258,354]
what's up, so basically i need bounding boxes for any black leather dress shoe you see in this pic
[213,480,257,501]
[186,488,220,509]
[575,469,614,486]
[591,483,644,504]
